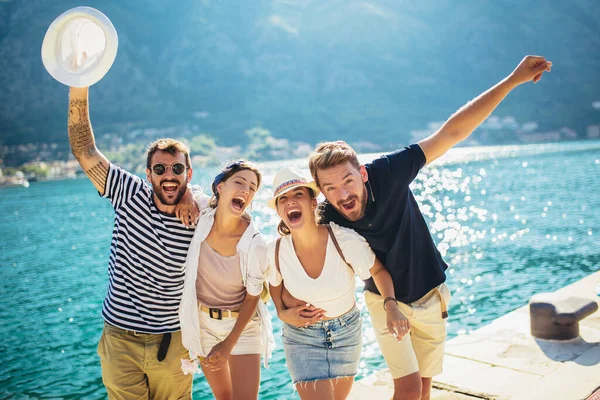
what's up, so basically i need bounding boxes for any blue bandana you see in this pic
[211,160,245,195]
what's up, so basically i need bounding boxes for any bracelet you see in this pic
[383,297,397,311]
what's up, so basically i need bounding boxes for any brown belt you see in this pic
[435,287,449,319]
[199,304,239,320]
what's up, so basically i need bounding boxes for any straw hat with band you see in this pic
[267,167,320,210]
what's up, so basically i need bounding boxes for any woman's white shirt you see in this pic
[179,207,275,367]
[267,222,375,318]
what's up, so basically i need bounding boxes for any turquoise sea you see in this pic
[1,141,599,399]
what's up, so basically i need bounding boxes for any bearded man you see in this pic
[67,87,204,399]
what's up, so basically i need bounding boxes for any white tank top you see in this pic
[267,222,375,318]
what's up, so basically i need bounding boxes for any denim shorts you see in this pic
[282,306,362,384]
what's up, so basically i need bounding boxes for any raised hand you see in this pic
[508,55,552,86]
[68,87,110,194]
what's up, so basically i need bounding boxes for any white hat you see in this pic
[41,7,118,87]
[267,167,320,209]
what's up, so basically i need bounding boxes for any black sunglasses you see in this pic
[151,163,186,176]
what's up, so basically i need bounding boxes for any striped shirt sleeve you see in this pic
[102,163,146,210]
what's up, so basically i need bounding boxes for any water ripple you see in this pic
[1,143,599,398]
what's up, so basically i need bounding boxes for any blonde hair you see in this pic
[146,138,191,169]
[308,141,360,186]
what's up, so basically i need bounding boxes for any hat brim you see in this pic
[41,7,118,87]
[267,181,320,209]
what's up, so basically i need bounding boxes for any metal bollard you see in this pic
[529,293,598,340]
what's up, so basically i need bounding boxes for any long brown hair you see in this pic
[209,160,262,208]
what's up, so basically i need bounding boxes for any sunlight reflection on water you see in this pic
[1,141,599,399]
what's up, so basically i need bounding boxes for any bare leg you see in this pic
[392,371,422,400]
[201,361,233,400]
[229,354,261,400]
[332,376,354,400]
[296,379,336,400]
[420,377,432,400]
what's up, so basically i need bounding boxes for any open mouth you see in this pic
[286,209,302,224]
[162,182,179,195]
[340,198,356,211]
[232,196,246,211]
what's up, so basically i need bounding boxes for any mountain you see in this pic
[0,0,599,148]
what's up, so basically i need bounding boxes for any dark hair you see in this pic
[146,138,192,169]
[209,160,262,208]
[276,187,318,236]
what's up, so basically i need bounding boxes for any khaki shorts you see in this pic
[364,283,451,379]
[97,323,192,400]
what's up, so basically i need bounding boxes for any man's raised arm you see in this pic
[418,55,552,165]
[68,87,110,194]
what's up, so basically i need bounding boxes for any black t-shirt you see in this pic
[321,144,447,303]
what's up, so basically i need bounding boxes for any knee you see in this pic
[393,371,423,400]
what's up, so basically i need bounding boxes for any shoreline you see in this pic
[2,139,599,189]
[0,174,80,189]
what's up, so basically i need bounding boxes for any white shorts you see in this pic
[198,304,263,356]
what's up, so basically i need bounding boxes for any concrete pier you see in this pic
[350,271,600,400]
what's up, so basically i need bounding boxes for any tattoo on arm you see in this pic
[86,161,108,192]
[68,98,95,157]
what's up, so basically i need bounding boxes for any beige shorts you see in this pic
[198,304,263,356]
[364,283,451,379]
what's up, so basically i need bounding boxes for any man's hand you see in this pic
[419,55,552,166]
[174,187,200,228]
[281,285,307,309]
[508,55,552,86]
[386,302,410,342]
[279,304,325,327]
[281,287,324,319]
